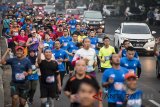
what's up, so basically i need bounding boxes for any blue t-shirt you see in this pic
[59,36,72,50]
[122,49,139,58]
[120,57,141,74]
[27,56,39,80]
[52,49,69,72]
[66,41,79,61]
[6,57,32,83]
[43,39,54,49]
[89,37,99,54]
[124,90,143,107]
[102,67,128,103]
[21,24,33,31]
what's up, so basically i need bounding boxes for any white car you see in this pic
[114,22,156,53]
[103,5,119,16]
[44,5,55,14]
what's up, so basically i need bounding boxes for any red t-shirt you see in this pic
[14,35,28,46]
[55,31,63,39]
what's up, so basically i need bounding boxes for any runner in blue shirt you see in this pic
[59,29,72,50]
[66,33,79,76]
[120,46,141,78]
[43,33,54,49]
[27,49,39,104]
[123,72,143,107]
[89,30,99,54]
[52,40,69,86]
[119,40,139,58]
[68,15,77,34]
[102,54,128,107]
[0,46,32,107]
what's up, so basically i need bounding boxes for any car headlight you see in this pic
[100,21,105,24]
[121,37,127,40]
[148,38,155,42]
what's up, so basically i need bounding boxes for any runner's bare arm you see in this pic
[64,91,71,98]
[0,48,11,65]
[57,72,61,91]
[37,43,43,64]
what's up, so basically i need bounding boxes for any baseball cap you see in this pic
[125,72,137,80]
[15,46,24,51]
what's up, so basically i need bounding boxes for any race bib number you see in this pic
[104,56,110,61]
[15,73,25,81]
[71,25,75,28]
[13,32,18,36]
[46,76,55,83]
[128,69,135,74]
[114,82,124,90]
[98,38,103,43]
[32,65,36,70]
[64,42,68,46]
[91,44,96,48]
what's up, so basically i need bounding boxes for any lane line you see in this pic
[149,100,160,107]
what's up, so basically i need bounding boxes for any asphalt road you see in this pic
[3,17,160,107]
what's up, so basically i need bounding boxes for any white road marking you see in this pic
[149,100,160,107]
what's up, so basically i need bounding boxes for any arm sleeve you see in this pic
[137,60,141,68]
[6,58,13,65]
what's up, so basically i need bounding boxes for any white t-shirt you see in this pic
[74,48,97,72]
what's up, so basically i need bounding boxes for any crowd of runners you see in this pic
[0,3,145,107]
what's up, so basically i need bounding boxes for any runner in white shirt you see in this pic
[72,38,97,77]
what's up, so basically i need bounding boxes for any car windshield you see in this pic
[66,10,80,15]
[122,25,150,34]
[84,12,102,19]
[44,6,53,9]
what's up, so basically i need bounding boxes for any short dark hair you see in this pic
[123,40,130,45]
[82,37,90,43]
[103,36,110,41]
[126,46,135,51]
[78,77,100,93]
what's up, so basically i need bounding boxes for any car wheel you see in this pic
[156,61,160,78]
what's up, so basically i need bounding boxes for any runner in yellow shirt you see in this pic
[98,36,116,73]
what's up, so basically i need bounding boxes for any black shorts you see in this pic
[40,83,57,98]
[10,81,30,100]
[67,61,74,71]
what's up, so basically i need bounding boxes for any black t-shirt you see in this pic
[64,75,97,94]
[39,60,59,85]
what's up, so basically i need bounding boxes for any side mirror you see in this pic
[115,29,120,33]
[152,31,156,34]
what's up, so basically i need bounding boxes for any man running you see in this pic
[123,72,143,107]
[99,37,115,73]
[1,46,32,107]
[72,38,97,77]
[119,40,139,58]
[37,43,61,107]
[64,59,100,107]
[102,54,128,107]
[120,46,141,78]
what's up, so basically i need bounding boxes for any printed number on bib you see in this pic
[91,44,96,48]
[64,42,68,46]
[15,73,25,81]
[71,25,75,28]
[14,32,18,36]
[114,82,123,90]
[105,56,110,61]
[46,76,55,83]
